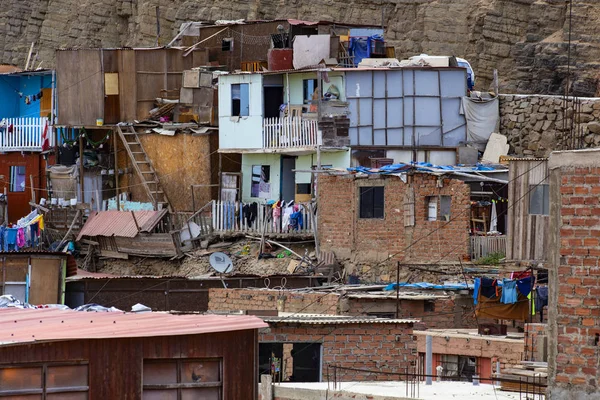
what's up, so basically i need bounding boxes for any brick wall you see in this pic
[547,153,600,398]
[207,288,340,314]
[343,294,479,331]
[524,323,547,362]
[260,322,417,381]
[318,174,470,275]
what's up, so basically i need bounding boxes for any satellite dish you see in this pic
[209,252,234,274]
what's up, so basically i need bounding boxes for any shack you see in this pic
[259,313,417,382]
[0,251,70,305]
[0,308,266,399]
[76,210,179,258]
[504,157,549,262]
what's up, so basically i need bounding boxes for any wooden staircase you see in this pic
[116,125,172,211]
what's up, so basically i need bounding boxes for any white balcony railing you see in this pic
[263,117,318,149]
[1,117,51,151]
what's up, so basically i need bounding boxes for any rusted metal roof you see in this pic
[0,308,267,346]
[76,210,168,240]
[262,313,418,325]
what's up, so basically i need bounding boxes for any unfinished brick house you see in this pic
[259,315,417,382]
[317,173,471,265]
[547,148,600,399]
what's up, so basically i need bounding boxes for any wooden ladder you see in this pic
[116,125,172,212]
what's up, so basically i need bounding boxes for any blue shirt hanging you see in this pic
[500,279,518,304]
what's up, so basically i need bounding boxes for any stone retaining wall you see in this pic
[499,94,600,157]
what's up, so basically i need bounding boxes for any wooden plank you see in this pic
[118,49,137,122]
[77,50,105,126]
[28,257,61,304]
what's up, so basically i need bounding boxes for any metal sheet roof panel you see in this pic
[0,308,267,346]
[262,313,418,325]
[76,210,167,240]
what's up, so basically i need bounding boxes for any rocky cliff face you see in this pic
[2,0,599,96]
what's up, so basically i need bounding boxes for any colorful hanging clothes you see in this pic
[516,276,535,297]
[535,286,549,322]
[16,228,26,248]
[480,277,497,298]
[476,288,529,321]
[473,278,481,305]
[510,270,532,280]
[4,228,18,251]
[500,279,518,304]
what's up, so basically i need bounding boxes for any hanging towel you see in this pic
[516,276,535,297]
[535,286,549,322]
[500,279,518,304]
[473,278,481,305]
[16,228,26,249]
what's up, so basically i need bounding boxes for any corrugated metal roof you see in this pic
[262,313,418,325]
[0,308,267,346]
[76,210,168,240]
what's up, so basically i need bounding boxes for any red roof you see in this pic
[76,210,168,240]
[0,308,267,346]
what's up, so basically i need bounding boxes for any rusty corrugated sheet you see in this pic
[0,308,267,346]
[76,210,167,240]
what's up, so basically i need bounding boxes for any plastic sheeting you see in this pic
[460,96,499,151]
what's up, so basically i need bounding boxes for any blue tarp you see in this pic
[384,282,474,291]
[349,34,384,66]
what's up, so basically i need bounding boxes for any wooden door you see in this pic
[0,153,39,222]
[29,257,61,305]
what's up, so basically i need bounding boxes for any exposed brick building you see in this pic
[259,315,417,382]
[547,149,600,399]
[317,173,471,266]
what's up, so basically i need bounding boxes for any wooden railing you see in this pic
[263,117,318,149]
[212,200,315,235]
[470,235,507,261]
[1,117,51,151]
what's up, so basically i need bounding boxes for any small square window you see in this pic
[359,186,384,219]
[529,184,549,215]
